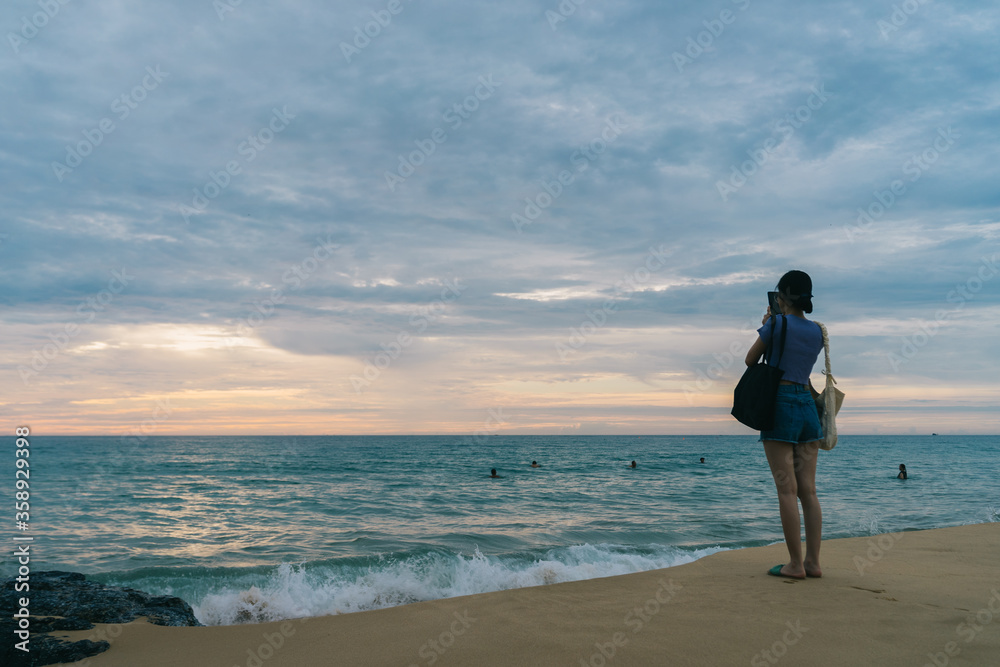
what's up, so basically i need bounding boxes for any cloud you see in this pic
[3,0,999,434]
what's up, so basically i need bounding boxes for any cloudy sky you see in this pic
[3,0,998,436]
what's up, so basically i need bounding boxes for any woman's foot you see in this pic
[767,564,806,579]
[804,561,822,578]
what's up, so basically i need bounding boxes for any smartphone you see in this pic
[767,291,781,315]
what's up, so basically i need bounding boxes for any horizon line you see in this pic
[17,433,993,437]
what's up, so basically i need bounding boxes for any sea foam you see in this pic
[192,543,725,625]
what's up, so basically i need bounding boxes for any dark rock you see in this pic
[4,571,202,627]
[1,570,201,666]
[0,615,108,667]
[3,633,110,667]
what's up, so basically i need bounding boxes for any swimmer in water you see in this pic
[699,457,705,463]
[897,464,907,480]
[630,460,637,468]
[490,468,503,478]
[531,461,541,468]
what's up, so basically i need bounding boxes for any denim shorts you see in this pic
[759,384,823,445]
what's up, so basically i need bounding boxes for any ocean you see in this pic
[3,435,997,626]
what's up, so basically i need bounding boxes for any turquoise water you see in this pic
[3,435,997,625]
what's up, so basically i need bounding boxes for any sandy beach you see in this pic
[49,523,999,667]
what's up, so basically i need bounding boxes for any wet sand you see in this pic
[51,523,1000,666]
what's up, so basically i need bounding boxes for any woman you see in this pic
[745,270,824,580]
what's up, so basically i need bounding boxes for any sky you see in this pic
[2,0,999,436]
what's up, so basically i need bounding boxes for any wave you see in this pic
[190,543,726,626]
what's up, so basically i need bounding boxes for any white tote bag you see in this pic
[811,322,845,450]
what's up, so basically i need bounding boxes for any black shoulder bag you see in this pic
[731,315,787,431]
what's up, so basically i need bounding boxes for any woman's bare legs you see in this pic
[763,441,806,578]
[794,441,822,577]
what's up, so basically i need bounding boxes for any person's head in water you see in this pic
[776,270,813,314]
[897,464,907,480]
[630,460,637,468]
[490,468,498,478]
[531,460,540,468]
[700,457,705,463]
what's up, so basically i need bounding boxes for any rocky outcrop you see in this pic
[1,571,201,666]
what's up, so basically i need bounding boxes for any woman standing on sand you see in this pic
[745,270,825,580]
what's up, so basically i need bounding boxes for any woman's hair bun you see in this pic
[777,270,814,313]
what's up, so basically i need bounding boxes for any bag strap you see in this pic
[764,315,788,367]
[764,317,776,362]
[776,315,788,366]
[813,321,837,385]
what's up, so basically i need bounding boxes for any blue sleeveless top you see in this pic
[757,315,823,385]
